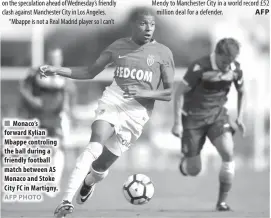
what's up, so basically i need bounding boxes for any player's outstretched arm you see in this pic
[40,52,112,80]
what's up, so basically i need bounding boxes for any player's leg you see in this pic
[75,121,120,204]
[179,128,206,176]
[84,145,118,185]
[76,145,118,204]
[77,123,135,204]
[208,119,235,211]
[54,120,114,217]
[77,110,141,205]
[62,120,114,202]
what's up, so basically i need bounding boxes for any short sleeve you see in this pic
[101,39,122,57]
[161,48,175,70]
[160,48,175,84]
[100,39,124,67]
[182,63,203,89]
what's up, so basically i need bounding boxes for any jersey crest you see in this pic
[147,54,155,66]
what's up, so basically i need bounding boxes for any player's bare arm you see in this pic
[19,77,42,109]
[123,83,173,101]
[171,80,190,137]
[234,76,246,136]
[172,62,203,137]
[40,52,112,80]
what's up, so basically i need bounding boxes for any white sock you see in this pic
[62,142,103,202]
[84,164,109,186]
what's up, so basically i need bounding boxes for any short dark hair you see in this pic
[129,7,155,22]
[215,38,240,59]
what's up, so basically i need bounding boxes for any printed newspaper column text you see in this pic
[1,0,117,26]
[152,0,269,16]
[2,119,59,202]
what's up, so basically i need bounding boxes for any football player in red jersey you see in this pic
[172,38,245,211]
[40,7,175,217]
[19,48,76,198]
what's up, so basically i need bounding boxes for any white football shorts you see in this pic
[94,81,150,156]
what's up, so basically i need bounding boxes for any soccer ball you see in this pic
[123,174,154,205]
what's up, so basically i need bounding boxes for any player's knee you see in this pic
[184,156,202,176]
[219,161,235,183]
[91,120,114,145]
[187,165,201,176]
[91,126,107,144]
[220,149,234,162]
[214,133,234,162]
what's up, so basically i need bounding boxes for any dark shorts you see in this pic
[181,113,236,157]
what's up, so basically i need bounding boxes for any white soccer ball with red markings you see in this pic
[123,174,154,205]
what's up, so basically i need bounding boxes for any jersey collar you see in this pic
[129,37,156,46]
